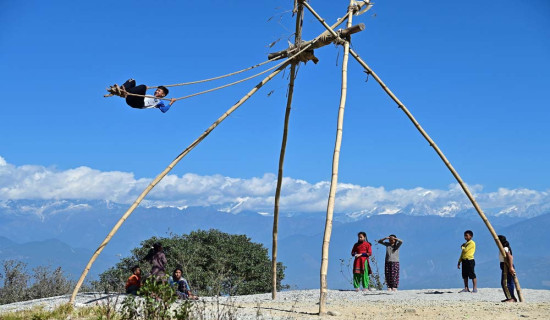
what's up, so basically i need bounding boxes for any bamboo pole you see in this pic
[271,64,295,301]
[303,0,523,303]
[272,1,304,301]
[319,1,354,315]
[69,62,290,305]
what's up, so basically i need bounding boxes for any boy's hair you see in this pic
[389,234,397,238]
[158,86,169,96]
[131,265,140,273]
[173,266,183,274]
[358,231,367,238]
[464,230,474,237]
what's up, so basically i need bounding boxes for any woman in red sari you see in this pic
[351,231,372,291]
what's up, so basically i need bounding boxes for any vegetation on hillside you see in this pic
[0,260,74,304]
[95,229,288,296]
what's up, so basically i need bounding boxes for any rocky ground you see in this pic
[1,288,549,319]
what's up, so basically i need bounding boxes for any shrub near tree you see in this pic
[0,260,74,304]
[96,229,288,296]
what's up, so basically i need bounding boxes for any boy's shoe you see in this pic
[472,289,478,293]
[458,289,470,293]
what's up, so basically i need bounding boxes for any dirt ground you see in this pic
[231,299,550,319]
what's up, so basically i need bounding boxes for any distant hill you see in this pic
[0,200,548,290]
[0,238,109,280]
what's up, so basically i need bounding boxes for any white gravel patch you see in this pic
[1,288,549,319]
[220,287,550,304]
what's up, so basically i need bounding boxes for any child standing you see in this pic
[351,231,372,291]
[125,265,142,295]
[377,234,403,291]
[145,242,167,280]
[498,235,517,302]
[457,230,477,293]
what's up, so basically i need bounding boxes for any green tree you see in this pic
[28,265,74,300]
[95,229,288,296]
[0,260,29,304]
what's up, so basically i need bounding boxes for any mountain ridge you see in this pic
[0,200,548,290]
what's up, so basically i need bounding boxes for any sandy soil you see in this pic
[1,288,549,319]
[220,288,550,320]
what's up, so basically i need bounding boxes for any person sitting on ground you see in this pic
[125,265,142,295]
[169,267,198,300]
[110,79,176,113]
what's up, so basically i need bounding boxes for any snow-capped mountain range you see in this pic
[1,198,549,290]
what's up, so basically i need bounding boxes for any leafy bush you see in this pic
[95,229,288,296]
[0,260,74,304]
[0,260,29,304]
[28,265,74,300]
[119,277,193,320]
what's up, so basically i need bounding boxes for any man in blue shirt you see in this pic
[114,79,176,113]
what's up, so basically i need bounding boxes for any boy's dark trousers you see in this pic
[122,79,147,109]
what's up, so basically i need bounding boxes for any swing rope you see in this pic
[105,58,287,101]
[148,58,276,89]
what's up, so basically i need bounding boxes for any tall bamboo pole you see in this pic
[271,2,304,301]
[303,1,523,301]
[271,64,295,300]
[69,62,290,304]
[319,1,354,315]
[347,50,524,301]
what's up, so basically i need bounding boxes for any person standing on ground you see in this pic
[377,234,403,291]
[457,230,478,293]
[498,235,517,302]
[351,231,372,291]
[146,242,168,280]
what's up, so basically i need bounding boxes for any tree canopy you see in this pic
[96,229,288,296]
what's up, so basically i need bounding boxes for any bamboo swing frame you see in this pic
[271,0,304,300]
[72,0,524,310]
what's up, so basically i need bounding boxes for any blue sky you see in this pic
[1,0,549,208]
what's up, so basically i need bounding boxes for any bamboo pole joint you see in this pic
[267,24,365,63]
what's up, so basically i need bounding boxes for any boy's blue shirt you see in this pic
[156,101,171,113]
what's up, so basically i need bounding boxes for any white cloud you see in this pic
[0,156,549,217]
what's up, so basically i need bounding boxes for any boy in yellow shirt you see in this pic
[457,230,477,293]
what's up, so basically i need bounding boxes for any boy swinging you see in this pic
[106,79,177,113]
